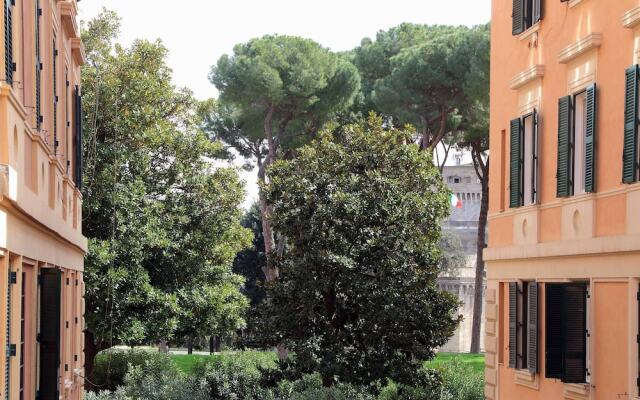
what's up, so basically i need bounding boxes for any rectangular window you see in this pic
[52,35,58,153]
[4,0,14,84]
[557,85,597,197]
[624,65,640,184]
[509,111,539,208]
[508,282,538,373]
[35,0,42,131]
[512,0,543,35]
[545,283,589,383]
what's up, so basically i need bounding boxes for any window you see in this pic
[623,65,640,184]
[508,282,538,373]
[512,0,543,35]
[453,176,461,184]
[545,283,589,383]
[464,177,471,184]
[557,85,597,197]
[35,0,42,130]
[52,35,58,152]
[509,110,539,208]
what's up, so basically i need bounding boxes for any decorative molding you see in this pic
[558,33,603,64]
[509,65,545,90]
[515,369,539,390]
[0,165,8,202]
[568,0,585,8]
[622,6,640,29]
[563,383,590,400]
[517,23,540,42]
[60,1,79,39]
[70,38,86,66]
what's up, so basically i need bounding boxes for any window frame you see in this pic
[509,110,539,208]
[508,281,538,373]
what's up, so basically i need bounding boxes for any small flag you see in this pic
[450,193,463,209]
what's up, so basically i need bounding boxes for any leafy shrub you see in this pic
[270,374,374,400]
[436,360,484,400]
[193,354,267,399]
[85,388,132,400]
[93,349,178,391]
[124,356,208,400]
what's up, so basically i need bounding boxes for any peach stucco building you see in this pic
[0,0,86,399]
[486,0,640,399]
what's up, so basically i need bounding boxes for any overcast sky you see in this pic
[78,0,491,207]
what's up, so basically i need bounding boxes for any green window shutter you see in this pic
[562,284,587,383]
[510,118,523,208]
[512,0,525,35]
[584,84,597,193]
[557,96,572,197]
[623,65,639,184]
[528,282,539,374]
[509,282,517,369]
[532,110,539,204]
[4,0,13,84]
[545,283,563,379]
[74,86,83,190]
[35,0,42,130]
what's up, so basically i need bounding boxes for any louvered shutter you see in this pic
[509,282,518,368]
[584,84,597,193]
[74,86,83,190]
[623,65,639,184]
[533,0,543,24]
[512,0,525,35]
[545,283,563,379]
[528,282,539,374]
[4,0,13,84]
[563,284,587,383]
[39,269,61,400]
[557,96,572,197]
[35,1,42,130]
[510,118,523,208]
[532,110,539,204]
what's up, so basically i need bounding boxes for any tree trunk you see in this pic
[470,174,489,353]
[84,330,108,391]
[209,335,221,354]
[259,106,279,282]
[187,335,194,355]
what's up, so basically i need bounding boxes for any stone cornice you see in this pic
[558,33,602,64]
[60,1,80,39]
[509,65,545,90]
[622,6,640,29]
[70,38,86,66]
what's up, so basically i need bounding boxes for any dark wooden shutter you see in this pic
[35,0,42,130]
[74,86,83,190]
[509,282,518,368]
[557,96,572,197]
[528,282,539,374]
[53,37,58,151]
[4,0,13,84]
[623,65,639,184]
[533,0,543,24]
[510,118,523,208]
[545,283,563,379]
[563,284,587,383]
[584,84,597,193]
[39,269,61,400]
[512,0,525,35]
[532,110,539,204]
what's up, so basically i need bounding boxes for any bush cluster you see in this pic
[87,350,484,400]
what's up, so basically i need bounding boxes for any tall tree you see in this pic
[81,9,251,381]
[259,115,461,388]
[455,24,490,353]
[209,35,360,280]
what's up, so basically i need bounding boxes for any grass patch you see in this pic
[171,350,277,373]
[425,352,485,374]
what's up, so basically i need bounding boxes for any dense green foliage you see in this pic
[438,231,467,276]
[255,116,461,387]
[81,10,251,373]
[89,350,483,400]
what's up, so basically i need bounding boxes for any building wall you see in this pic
[487,0,640,399]
[0,0,85,399]
[439,164,485,353]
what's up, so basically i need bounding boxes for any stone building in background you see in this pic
[438,156,485,353]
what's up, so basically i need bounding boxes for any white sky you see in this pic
[77,0,491,207]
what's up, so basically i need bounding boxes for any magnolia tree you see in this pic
[257,115,461,388]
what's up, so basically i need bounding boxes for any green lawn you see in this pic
[171,351,484,374]
[425,352,485,373]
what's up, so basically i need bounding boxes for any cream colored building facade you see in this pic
[0,0,86,398]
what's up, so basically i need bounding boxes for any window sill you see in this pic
[563,383,590,400]
[517,24,540,42]
[568,0,585,9]
[514,369,539,390]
